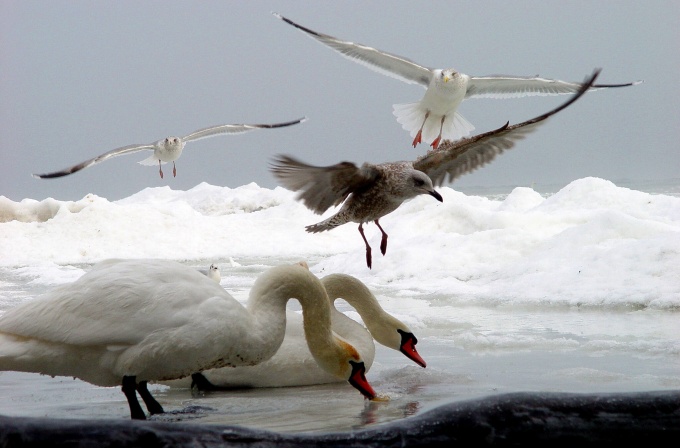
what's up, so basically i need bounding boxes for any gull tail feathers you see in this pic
[305,214,346,233]
[137,155,165,166]
[441,111,475,142]
[393,102,425,139]
[393,103,474,144]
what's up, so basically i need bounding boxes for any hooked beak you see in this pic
[429,189,443,202]
[398,330,427,368]
[348,360,376,399]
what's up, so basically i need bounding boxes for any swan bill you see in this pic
[398,329,427,368]
[348,360,376,400]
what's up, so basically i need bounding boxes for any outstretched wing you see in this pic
[270,155,380,214]
[181,117,306,143]
[414,69,601,186]
[273,12,432,87]
[466,74,640,99]
[32,143,155,179]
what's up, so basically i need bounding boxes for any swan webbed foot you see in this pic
[122,375,146,420]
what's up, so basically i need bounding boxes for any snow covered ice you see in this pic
[0,177,678,432]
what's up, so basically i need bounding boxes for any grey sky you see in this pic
[1,0,678,202]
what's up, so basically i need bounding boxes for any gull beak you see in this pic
[430,189,443,202]
[348,360,376,400]
[443,75,450,83]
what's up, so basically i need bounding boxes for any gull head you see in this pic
[162,137,182,148]
[401,169,443,203]
[441,68,458,83]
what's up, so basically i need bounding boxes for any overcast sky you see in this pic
[1,1,678,202]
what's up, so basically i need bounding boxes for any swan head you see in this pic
[316,337,376,400]
[320,272,428,369]
[348,360,375,399]
[370,317,426,368]
[397,329,426,368]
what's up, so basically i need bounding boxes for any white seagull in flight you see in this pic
[273,13,641,149]
[33,117,307,179]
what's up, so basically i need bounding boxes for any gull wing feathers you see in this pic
[270,155,380,214]
[181,117,307,143]
[32,143,155,179]
[273,12,431,87]
[415,69,600,186]
[466,74,640,99]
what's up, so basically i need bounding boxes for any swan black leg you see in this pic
[121,375,146,420]
[136,380,165,415]
[191,372,223,392]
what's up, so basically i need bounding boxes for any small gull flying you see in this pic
[271,70,599,269]
[33,117,307,179]
[273,12,640,149]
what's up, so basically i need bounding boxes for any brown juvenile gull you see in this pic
[33,117,306,179]
[273,12,641,149]
[271,70,600,269]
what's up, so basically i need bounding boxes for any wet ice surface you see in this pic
[0,258,678,434]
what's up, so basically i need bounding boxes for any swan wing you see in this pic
[415,69,600,186]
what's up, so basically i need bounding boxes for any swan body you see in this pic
[166,272,425,389]
[0,259,375,419]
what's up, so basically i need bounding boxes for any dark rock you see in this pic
[1,391,679,447]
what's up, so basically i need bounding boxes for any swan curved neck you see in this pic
[247,265,336,364]
[321,273,408,350]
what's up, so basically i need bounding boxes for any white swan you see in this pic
[170,272,426,389]
[0,259,376,419]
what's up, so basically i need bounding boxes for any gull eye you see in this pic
[414,178,425,187]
